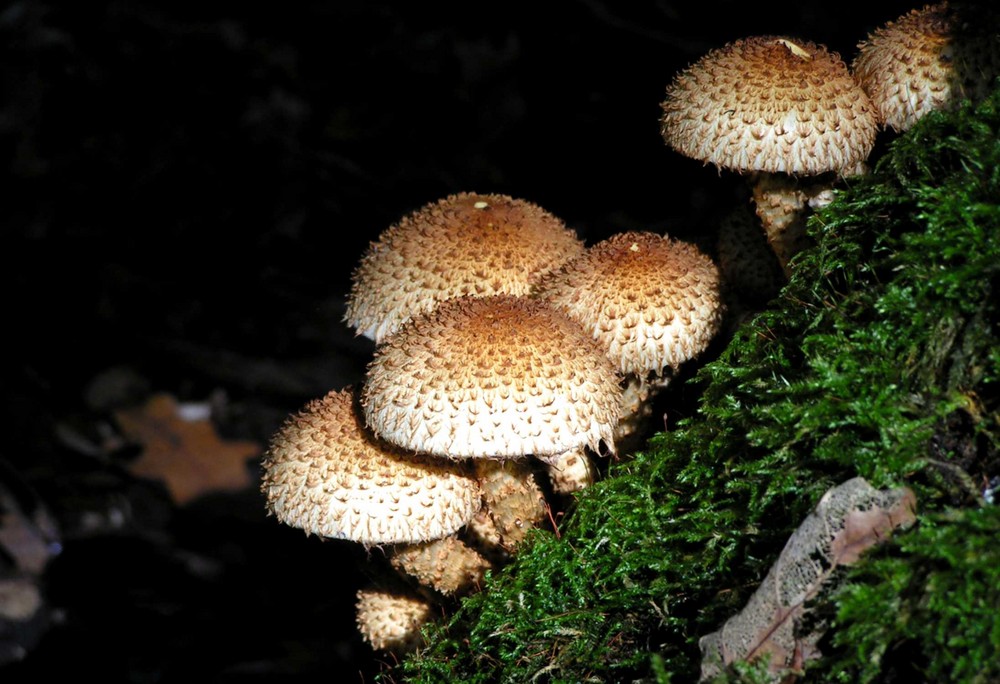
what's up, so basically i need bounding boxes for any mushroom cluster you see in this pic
[660,6,999,284]
[852,2,1000,133]
[260,191,726,653]
[256,1,999,664]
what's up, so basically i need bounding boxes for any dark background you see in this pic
[3,1,919,681]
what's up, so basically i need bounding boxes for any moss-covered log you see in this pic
[394,85,1000,684]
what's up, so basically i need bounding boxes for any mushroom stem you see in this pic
[749,171,858,275]
[472,459,547,552]
[543,447,598,495]
[749,172,814,275]
[389,534,492,597]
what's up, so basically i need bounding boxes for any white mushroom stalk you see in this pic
[472,459,548,551]
[543,447,598,495]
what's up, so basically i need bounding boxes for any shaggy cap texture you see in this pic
[660,35,878,176]
[260,388,482,546]
[355,588,432,653]
[852,2,1000,132]
[345,191,585,344]
[536,231,724,377]
[389,535,492,596]
[361,294,622,459]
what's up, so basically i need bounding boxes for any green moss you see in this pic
[395,87,1000,683]
[817,505,1000,683]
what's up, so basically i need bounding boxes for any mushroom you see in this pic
[360,294,623,461]
[260,387,482,547]
[660,36,879,274]
[852,2,1000,133]
[354,586,433,654]
[344,191,586,344]
[535,230,724,442]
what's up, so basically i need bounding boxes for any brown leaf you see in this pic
[115,392,261,506]
[699,477,917,682]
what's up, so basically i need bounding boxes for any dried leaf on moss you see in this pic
[699,477,916,682]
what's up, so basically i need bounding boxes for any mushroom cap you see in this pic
[660,35,878,176]
[355,587,432,653]
[344,191,586,344]
[535,231,724,377]
[361,294,623,459]
[852,2,1000,132]
[260,387,482,546]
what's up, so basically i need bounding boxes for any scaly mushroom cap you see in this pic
[660,35,878,176]
[261,388,482,546]
[344,192,585,344]
[355,587,432,653]
[536,231,724,377]
[852,2,1000,132]
[361,294,622,459]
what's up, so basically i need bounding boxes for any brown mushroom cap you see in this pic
[535,231,724,377]
[852,2,1000,132]
[260,387,482,546]
[344,192,586,344]
[361,294,623,459]
[660,35,878,176]
[355,587,432,653]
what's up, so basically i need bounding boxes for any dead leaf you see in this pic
[115,392,261,505]
[699,477,917,682]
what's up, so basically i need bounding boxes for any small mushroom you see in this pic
[535,231,724,441]
[361,294,623,461]
[852,2,1000,133]
[660,36,879,274]
[260,387,482,547]
[354,586,433,654]
[344,192,585,344]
